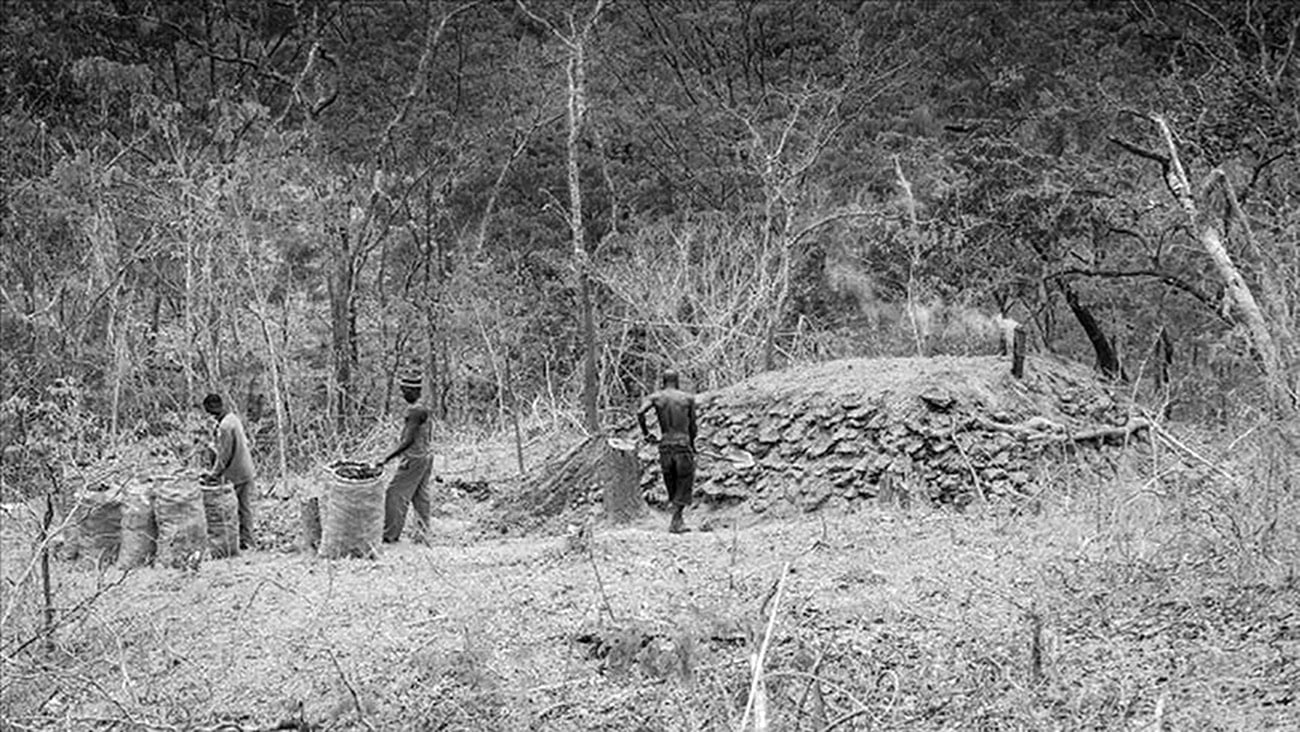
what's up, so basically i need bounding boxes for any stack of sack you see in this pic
[62,471,240,571]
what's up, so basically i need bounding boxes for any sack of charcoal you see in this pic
[318,461,385,559]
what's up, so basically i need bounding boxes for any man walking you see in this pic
[637,369,697,533]
[379,372,434,544]
[203,393,257,550]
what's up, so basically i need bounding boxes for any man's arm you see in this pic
[636,396,656,441]
[688,398,698,449]
[212,419,234,476]
[382,411,424,465]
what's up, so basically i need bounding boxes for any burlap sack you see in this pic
[201,484,240,559]
[117,478,157,569]
[319,461,384,559]
[154,477,207,569]
[69,485,123,567]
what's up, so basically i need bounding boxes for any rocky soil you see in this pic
[621,354,1148,513]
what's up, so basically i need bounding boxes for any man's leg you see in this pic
[234,480,256,550]
[659,449,680,533]
[383,464,418,543]
[669,451,693,533]
[675,452,696,507]
[409,457,434,542]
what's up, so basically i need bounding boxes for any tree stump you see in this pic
[601,437,646,523]
[1011,325,1027,379]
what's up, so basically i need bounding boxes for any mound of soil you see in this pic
[505,355,1147,528]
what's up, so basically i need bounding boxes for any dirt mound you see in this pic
[485,435,642,535]
[504,355,1147,528]
[662,355,1149,509]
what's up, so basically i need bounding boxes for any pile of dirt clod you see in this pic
[499,355,1148,530]
[665,354,1148,510]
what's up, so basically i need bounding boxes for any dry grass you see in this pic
[1,417,1296,731]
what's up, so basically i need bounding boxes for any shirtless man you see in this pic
[637,369,697,533]
[378,372,434,544]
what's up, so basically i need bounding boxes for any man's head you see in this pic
[661,369,680,389]
[202,393,224,418]
[399,373,423,404]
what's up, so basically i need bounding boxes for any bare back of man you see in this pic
[637,370,697,533]
[648,389,695,446]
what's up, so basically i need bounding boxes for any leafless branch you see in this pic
[379,2,480,158]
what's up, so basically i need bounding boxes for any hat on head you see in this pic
[399,372,423,389]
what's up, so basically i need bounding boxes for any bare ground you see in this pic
[2,358,1297,730]
[2,464,1297,731]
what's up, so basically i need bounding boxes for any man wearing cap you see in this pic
[378,372,434,543]
[202,393,258,549]
[637,369,697,533]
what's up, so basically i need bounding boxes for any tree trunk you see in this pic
[1059,280,1125,381]
[561,14,600,433]
[329,227,358,434]
[1151,115,1291,414]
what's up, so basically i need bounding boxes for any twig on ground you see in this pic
[326,648,374,731]
[4,566,133,659]
[768,669,869,716]
[584,541,618,624]
[738,560,792,732]
[1144,418,1242,485]
[242,578,293,612]
[522,658,749,697]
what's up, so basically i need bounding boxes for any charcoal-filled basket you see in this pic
[68,484,123,567]
[200,478,240,559]
[154,475,207,569]
[117,478,158,569]
[319,461,385,559]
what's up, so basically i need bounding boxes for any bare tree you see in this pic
[516,0,610,432]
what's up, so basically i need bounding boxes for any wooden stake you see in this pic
[1011,324,1027,379]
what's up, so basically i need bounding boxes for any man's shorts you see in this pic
[658,444,695,507]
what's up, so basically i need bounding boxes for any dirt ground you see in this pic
[1,357,1297,730]
[3,455,1297,731]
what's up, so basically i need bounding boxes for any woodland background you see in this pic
[2,0,1297,497]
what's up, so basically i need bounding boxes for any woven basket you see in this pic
[117,478,158,569]
[69,485,123,567]
[201,484,240,559]
[154,476,207,569]
[319,461,385,559]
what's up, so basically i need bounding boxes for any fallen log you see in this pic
[1069,418,1151,443]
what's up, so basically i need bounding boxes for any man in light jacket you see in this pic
[203,393,257,550]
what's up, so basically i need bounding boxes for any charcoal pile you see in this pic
[494,355,1148,527]
[487,436,641,534]
[331,461,383,481]
[657,355,1145,510]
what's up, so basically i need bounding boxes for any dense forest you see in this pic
[2,0,1296,494]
